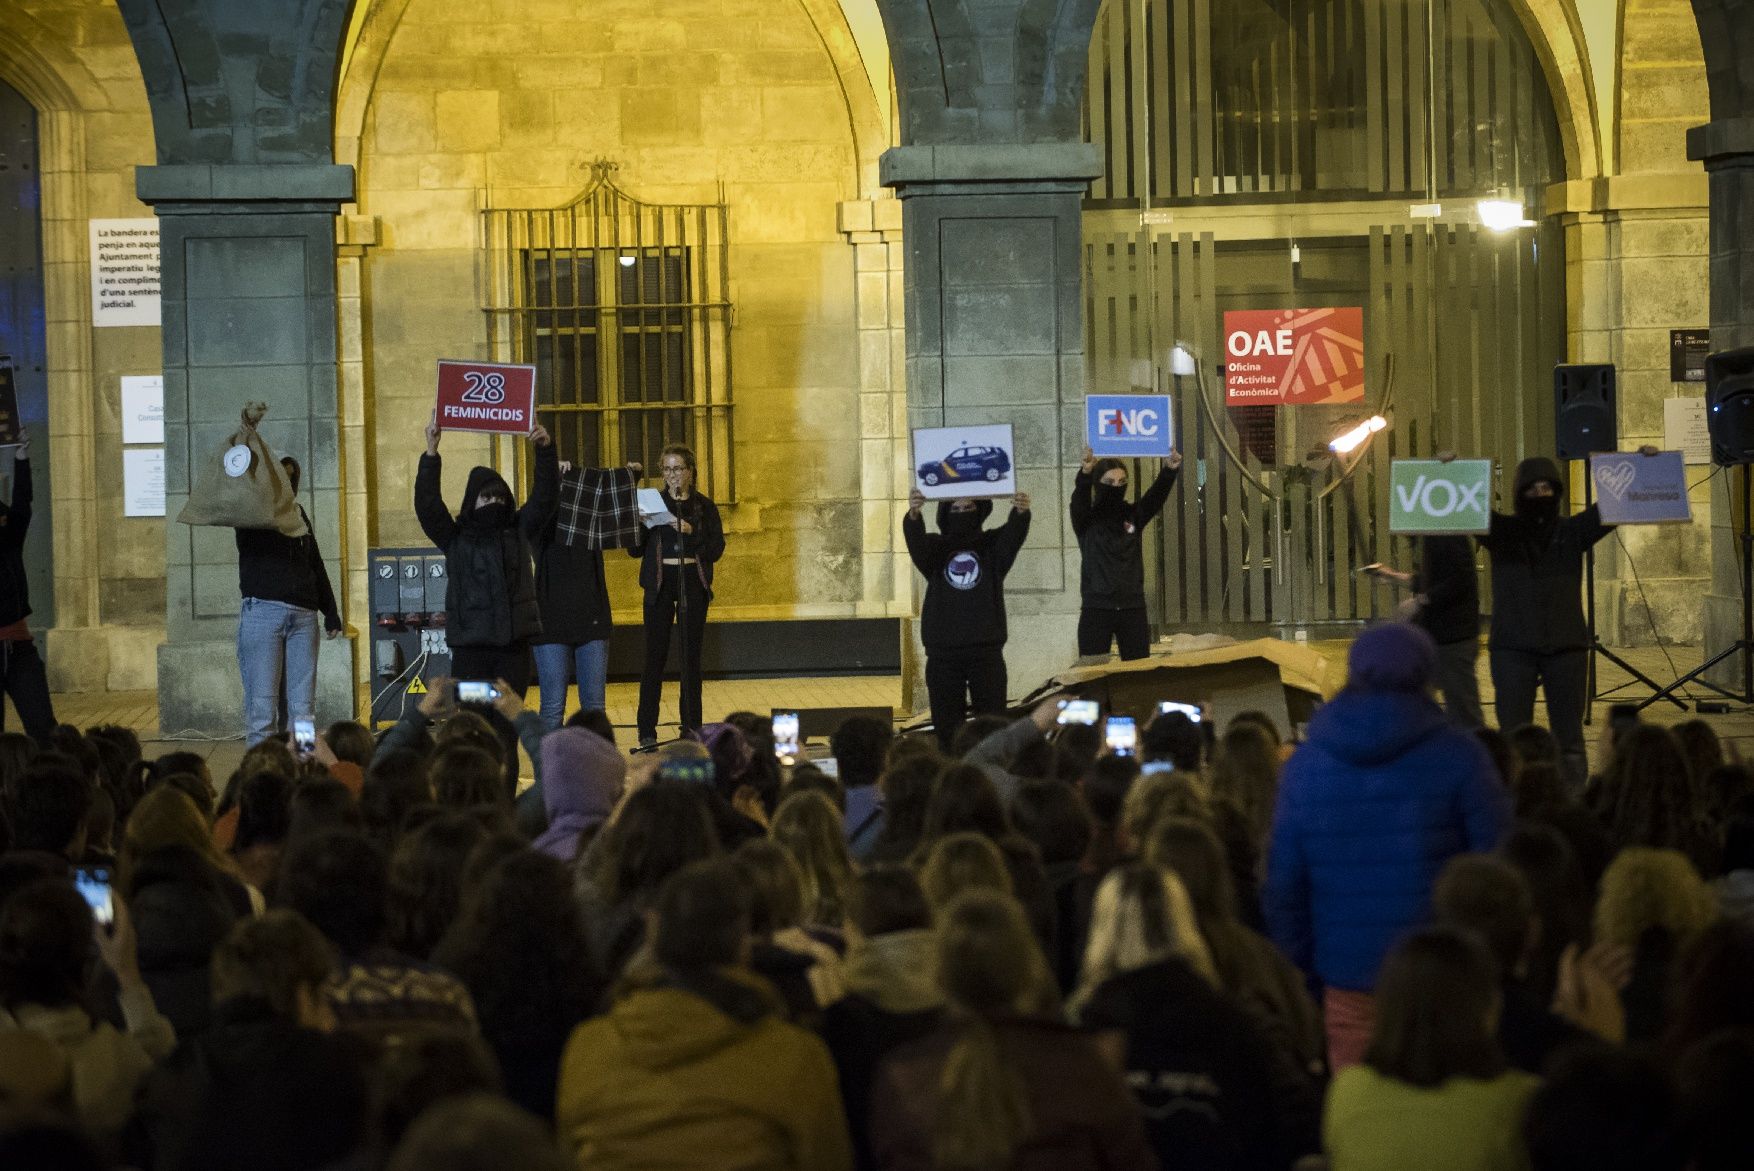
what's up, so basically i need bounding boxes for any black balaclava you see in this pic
[1091,459,1129,517]
[936,499,993,542]
[1512,456,1564,535]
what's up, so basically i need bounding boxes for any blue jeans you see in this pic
[533,640,609,731]
[238,597,321,747]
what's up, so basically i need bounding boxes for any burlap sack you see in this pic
[175,402,307,537]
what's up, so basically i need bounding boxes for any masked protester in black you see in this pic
[0,428,55,742]
[1071,446,1184,660]
[414,412,558,695]
[903,488,1031,749]
[1478,456,1610,785]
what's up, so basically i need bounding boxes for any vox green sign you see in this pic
[1388,459,1492,534]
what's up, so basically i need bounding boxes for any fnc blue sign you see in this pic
[1086,394,1174,457]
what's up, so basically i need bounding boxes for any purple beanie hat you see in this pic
[1347,621,1439,692]
[532,728,626,862]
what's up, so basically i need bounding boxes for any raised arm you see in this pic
[992,494,1032,577]
[1133,454,1182,527]
[902,489,937,577]
[1069,446,1095,538]
[518,428,559,541]
[413,413,458,551]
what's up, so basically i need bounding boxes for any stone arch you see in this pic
[1453,0,1601,179]
[334,0,888,193]
[0,21,109,113]
[1615,0,1706,173]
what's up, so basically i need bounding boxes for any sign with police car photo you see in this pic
[911,423,1017,500]
[1085,394,1174,458]
[1388,459,1493,535]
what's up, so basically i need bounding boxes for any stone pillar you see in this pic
[140,166,356,735]
[873,0,1107,711]
[1688,118,1754,685]
[116,0,355,734]
[838,199,912,622]
[882,145,1102,703]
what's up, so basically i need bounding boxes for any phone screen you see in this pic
[1057,699,1100,726]
[75,866,114,928]
[293,718,317,756]
[1052,701,1094,725]
[456,680,500,704]
[772,711,801,762]
[1105,716,1138,756]
[1157,701,1202,723]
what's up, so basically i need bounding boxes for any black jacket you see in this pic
[414,446,558,648]
[1413,534,1479,646]
[127,846,247,1042]
[1479,457,1610,652]
[235,505,341,630]
[1071,465,1178,609]
[0,455,33,628]
[534,477,612,645]
[903,499,1030,652]
[1080,958,1294,1171]
[629,488,725,596]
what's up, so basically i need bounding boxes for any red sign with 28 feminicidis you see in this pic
[435,360,538,435]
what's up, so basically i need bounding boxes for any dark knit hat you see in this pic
[1347,621,1439,692]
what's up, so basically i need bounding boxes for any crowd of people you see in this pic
[0,618,1752,1170]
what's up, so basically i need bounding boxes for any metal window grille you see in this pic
[483,163,734,499]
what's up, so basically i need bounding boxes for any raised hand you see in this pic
[1081,445,1098,474]
[1013,491,1031,513]
[1166,448,1183,471]
[908,488,925,516]
[425,411,442,455]
[529,424,552,447]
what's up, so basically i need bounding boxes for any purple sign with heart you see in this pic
[1590,450,1692,525]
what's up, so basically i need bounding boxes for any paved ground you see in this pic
[22,641,1754,783]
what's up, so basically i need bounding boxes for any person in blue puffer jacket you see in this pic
[1264,621,1509,1074]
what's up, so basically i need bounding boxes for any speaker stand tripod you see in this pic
[1637,465,1754,711]
[1577,458,1681,719]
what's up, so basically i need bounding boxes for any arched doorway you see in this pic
[1084,0,1568,632]
[0,77,52,631]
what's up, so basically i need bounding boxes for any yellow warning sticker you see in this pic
[406,676,428,695]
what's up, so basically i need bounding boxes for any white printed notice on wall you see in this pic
[123,448,165,517]
[89,218,161,327]
[120,376,165,445]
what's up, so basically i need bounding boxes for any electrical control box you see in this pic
[367,547,451,727]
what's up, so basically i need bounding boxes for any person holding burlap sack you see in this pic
[415,411,558,695]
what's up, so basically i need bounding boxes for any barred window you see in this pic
[484,166,733,498]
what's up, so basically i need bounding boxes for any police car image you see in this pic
[918,444,1010,486]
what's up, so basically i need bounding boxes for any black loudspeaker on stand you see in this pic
[1553,366,1675,716]
[1638,347,1754,711]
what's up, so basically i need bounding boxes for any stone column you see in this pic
[139,164,355,735]
[882,144,1102,702]
[1688,117,1754,686]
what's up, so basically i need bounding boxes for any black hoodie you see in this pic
[0,455,32,628]
[414,446,558,648]
[902,498,1030,651]
[1478,456,1610,652]
[1070,464,1179,609]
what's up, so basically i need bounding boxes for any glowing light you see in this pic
[1477,198,1533,232]
[1329,415,1388,454]
[1169,344,1198,377]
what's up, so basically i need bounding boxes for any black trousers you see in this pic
[1077,606,1152,660]
[926,645,1007,750]
[1434,638,1485,729]
[1491,646,1587,784]
[450,641,532,697]
[639,571,710,741]
[0,638,56,744]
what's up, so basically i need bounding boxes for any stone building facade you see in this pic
[0,0,1745,731]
